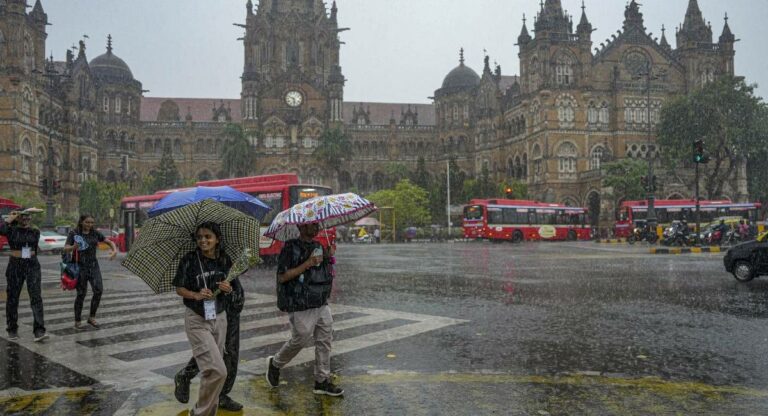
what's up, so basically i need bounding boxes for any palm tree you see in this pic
[313,127,353,179]
[220,124,255,178]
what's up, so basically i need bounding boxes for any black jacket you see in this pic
[276,239,333,313]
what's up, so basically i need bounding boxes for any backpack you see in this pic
[60,250,80,291]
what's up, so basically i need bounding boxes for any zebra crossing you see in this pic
[1,290,467,391]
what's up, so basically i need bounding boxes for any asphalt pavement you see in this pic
[0,241,767,415]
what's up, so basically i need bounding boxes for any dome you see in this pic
[441,54,480,90]
[89,37,134,82]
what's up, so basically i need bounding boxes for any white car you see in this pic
[38,231,67,253]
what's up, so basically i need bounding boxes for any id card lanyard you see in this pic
[196,252,217,320]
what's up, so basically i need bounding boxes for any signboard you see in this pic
[539,225,556,239]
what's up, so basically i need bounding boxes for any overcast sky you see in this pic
[42,0,767,103]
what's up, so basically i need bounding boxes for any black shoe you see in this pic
[313,380,344,397]
[33,331,48,342]
[174,371,190,404]
[265,356,280,388]
[218,395,243,411]
[7,331,18,340]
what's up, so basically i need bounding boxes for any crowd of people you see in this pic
[1,209,343,415]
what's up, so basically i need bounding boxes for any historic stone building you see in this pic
[0,0,745,222]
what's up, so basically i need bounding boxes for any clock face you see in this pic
[285,91,303,107]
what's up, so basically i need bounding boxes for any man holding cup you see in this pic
[265,222,343,396]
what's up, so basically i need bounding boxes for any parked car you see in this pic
[38,231,67,254]
[723,231,768,282]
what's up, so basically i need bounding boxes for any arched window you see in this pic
[557,142,578,179]
[590,145,605,171]
[174,139,182,155]
[114,96,122,114]
[587,101,598,125]
[555,55,574,86]
[102,96,109,113]
[20,138,33,174]
[599,102,610,125]
[556,95,576,128]
[144,139,153,154]
[36,147,45,181]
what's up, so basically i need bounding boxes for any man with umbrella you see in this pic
[263,192,376,396]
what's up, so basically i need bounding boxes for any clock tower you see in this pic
[241,0,344,153]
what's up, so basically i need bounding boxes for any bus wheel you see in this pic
[567,230,577,241]
[512,231,524,243]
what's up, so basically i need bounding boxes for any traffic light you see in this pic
[505,187,513,198]
[693,139,710,164]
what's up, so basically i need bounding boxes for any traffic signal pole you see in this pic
[695,161,700,235]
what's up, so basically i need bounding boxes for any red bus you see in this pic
[0,197,22,250]
[120,174,334,263]
[614,199,764,237]
[463,199,591,242]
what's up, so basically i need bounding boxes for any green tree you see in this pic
[603,158,648,203]
[366,179,431,227]
[747,106,768,210]
[151,147,180,192]
[220,124,256,178]
[313,128,353,179]
[498,179,528,199]
[411,156,431,190]
[6,189,44,211]
[78,180,131,226]
[384,162,410,187]
[658,76,767,199]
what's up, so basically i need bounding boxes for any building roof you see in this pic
[343,102,436,126]
[441,63,481,90]
[141,97,242,122]
[498,75,520,91]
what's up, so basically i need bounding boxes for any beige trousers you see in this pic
[184,308,227,416]
[274,304,334,383]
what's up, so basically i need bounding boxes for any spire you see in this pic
[535,0,572,34]
[623,0,644,31]
[719,13,735,44]
[678,0,712,45]
[330,1,337,22]
[660,24,670,49]
[577,0,592,40]
[246,0,253,15]
[459,48,465,66]
[483,54,491,75]
[30,0,47,24]
[106,34,113,55]
[78,39,86,60]
[518,14,532,45]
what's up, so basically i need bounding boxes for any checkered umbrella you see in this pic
[121,199,261,294]
[264,193,377,241]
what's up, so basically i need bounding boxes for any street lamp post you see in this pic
[34,67,60,229]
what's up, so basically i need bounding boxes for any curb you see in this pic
[649,246,724,255]
[595,239,627,244]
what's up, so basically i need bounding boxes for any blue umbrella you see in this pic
[147,186,271,220]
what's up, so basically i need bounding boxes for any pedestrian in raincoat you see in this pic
[64,214,117,330]
[174,222,233,416]
[265,222,343,396]
[0,210,47,342]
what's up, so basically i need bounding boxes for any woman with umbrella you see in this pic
[173,222,233,416]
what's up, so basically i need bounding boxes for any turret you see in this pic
[719,13,735,44]
[517,15,532,46]
[576,1,592,41]
[534,0,573,36]
[676,0,713,47]
[30,0,47,28]
[660,25,671,50]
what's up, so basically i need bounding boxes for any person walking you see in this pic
[0,210,47,342]
[64,215,117,330]
[265,223,343,396]
[174,222,233,416]
[174,272,245,412]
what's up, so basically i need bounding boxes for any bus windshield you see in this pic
[253,192,284,225]
[464,205,483,221]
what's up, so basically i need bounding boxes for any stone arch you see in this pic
[119,131,128,150]
[561,196,580,207]
[338,171,352,191]
[36,146,45,180]
[154,138,162,154]
[144,139,153,154]
[174,139,182,154]
[355,172,369,192]
[666,192,685,200]
[556,141,578,179]
[589,144,608,171]
[20,137,32,174]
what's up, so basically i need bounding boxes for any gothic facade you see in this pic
[0,0,745,223]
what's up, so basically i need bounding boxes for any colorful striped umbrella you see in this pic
[264,193,377,241]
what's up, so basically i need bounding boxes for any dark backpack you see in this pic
[276,240,333,313]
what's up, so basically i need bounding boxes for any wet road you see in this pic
[1,242,767,415]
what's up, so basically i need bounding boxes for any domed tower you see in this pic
[90,35,143,184]
[434,49,479,161]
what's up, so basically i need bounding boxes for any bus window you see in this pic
[254,192,283,225]
[503,208,525,224]
[464,205,483,220]
[488,209,503,225]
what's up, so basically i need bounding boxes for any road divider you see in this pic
[594,239,627,244]
[650,246,724,255]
